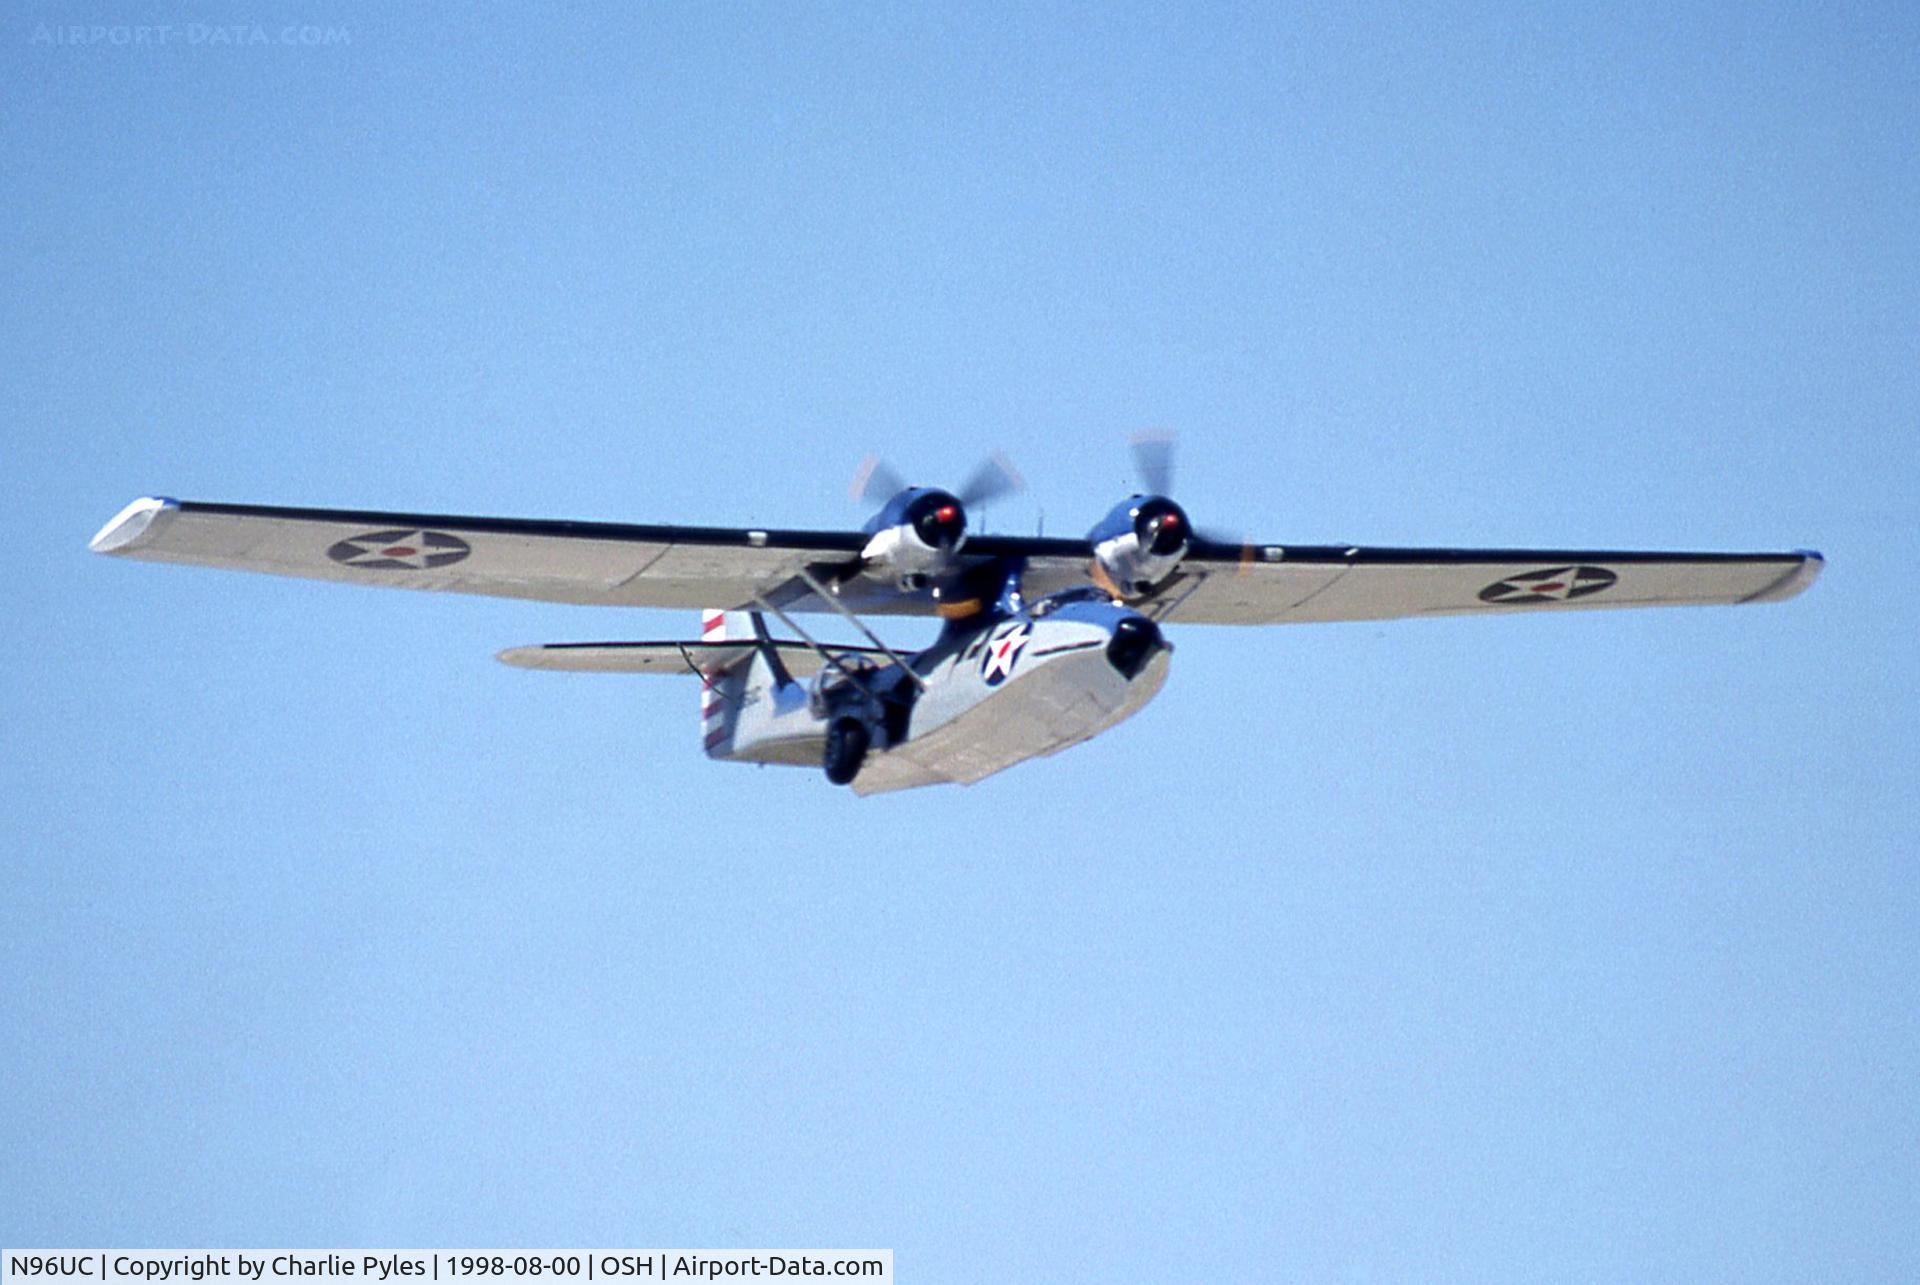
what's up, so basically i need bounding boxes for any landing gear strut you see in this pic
[823,717,871,786]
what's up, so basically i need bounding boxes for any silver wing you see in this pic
[1137,540,1822,624]
[89,496,865,611]
[91,496,1821,623]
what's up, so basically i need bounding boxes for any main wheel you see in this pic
[823,717,871,786]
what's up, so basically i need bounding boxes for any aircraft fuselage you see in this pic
[714,592,1171,794]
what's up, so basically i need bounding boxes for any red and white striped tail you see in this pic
[699,609,729,749]
[699,609,758,754]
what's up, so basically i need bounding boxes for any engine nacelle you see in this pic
[860,487,968,588]
[1088,494,1191,599]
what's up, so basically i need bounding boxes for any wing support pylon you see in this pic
[793,567,927,691]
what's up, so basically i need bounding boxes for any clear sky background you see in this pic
[4,3,1915,1279]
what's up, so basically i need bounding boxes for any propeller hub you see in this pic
[909,490,967,548]
[1134,497,1191,557]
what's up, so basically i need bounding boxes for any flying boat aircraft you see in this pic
[89,440,1821,794]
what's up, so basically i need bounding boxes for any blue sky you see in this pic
[4,3,1915,1279]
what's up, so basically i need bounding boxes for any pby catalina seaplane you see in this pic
[90,441,1821,794]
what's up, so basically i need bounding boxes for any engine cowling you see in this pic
[860,487,968,587]
[1088,494,1191,599]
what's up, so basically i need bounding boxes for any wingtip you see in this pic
[89,496,179,554]
[495,645,545,669]
[1745,549,1824,604]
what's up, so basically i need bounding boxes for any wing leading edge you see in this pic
[91,496,1820,624]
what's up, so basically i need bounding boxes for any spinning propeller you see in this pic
[843,435,1236,602]
[845,450,1027,588]
[1129,429,1178,500]
[1086,431,1247,598]
[850,451,1026,513]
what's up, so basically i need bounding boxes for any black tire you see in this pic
[823,718,871,786]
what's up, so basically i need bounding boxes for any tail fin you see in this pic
[699,609,757,755]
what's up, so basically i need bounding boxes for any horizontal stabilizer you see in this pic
[496,639,890,678]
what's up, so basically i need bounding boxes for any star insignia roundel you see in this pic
[1478,565,1616,605]
[326,529,472,571]
[980,623,1033,686]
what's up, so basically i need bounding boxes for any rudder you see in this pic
[699,609,756,755]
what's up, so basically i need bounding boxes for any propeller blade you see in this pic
[956,451,1026,508]
[1192,525,1256,573]
[1129,430,1176,497]
[850,455,909,507]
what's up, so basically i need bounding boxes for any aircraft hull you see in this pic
[717,613,1172,793]
[850,644,1170,795]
